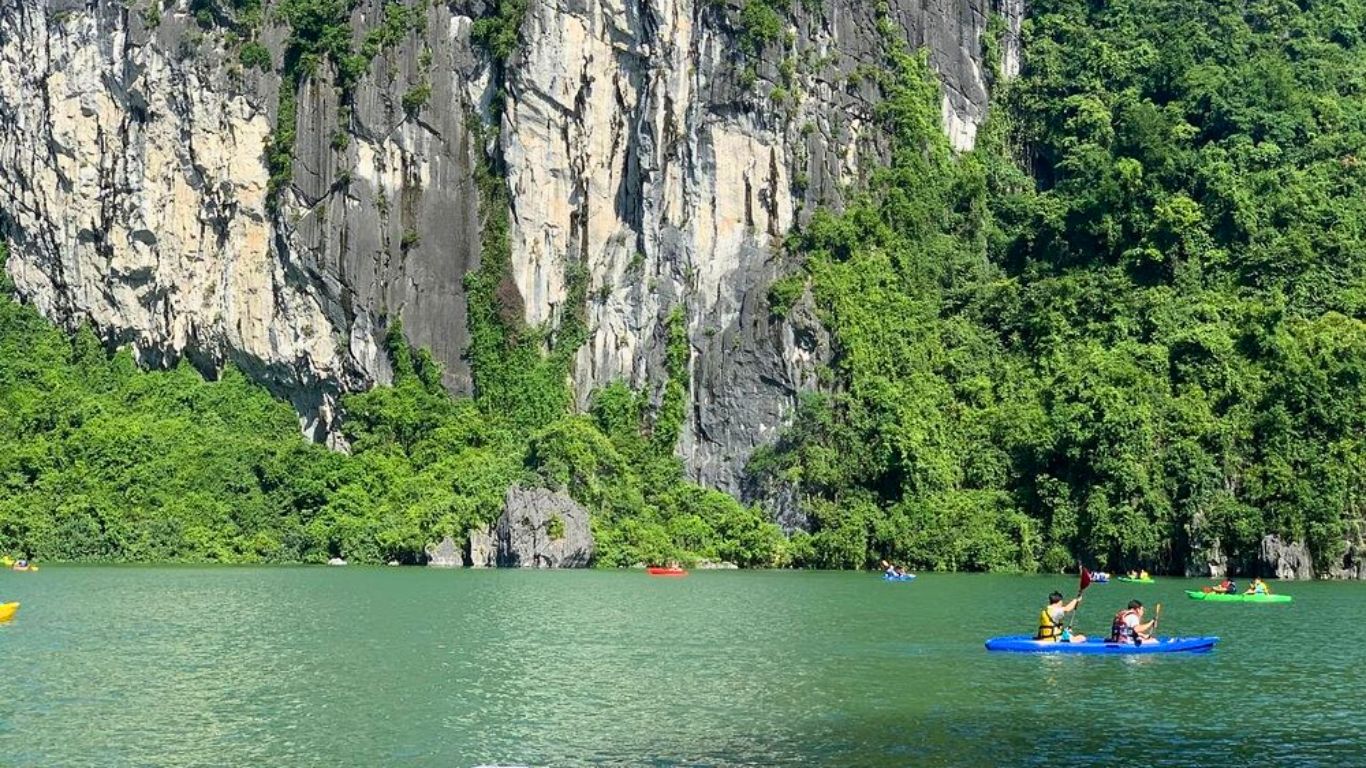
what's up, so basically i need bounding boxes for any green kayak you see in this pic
[1116,576,1155,584]
[1185,590,1292,603]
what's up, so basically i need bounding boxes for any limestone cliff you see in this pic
[0,0,1019,487]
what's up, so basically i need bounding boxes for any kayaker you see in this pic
[1139,569,1150,580]
[1126,570,1138,579]
[1037,591,1086,642]
[1109,600,1155,644]
[1211,577,1236,594]
[880,559,897,577]
[1245,578,1270,595]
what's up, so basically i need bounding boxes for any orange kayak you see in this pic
[646,567,687,577]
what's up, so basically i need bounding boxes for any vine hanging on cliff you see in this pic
[265,0,429,211]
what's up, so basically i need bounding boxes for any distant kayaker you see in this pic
[880,559,897,577]
[1109,600,1155,644]
[1245,578,1270,595]
[1139,569,1150,580]
[1037,591,1086,642]
[1211,577,1236,594]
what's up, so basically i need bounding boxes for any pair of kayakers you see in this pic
[1208,576,1270,595]
[1036,594,1156,644]
[879,560,911,579]
[1124,569,1150,580]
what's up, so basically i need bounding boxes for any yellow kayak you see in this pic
[10,565,37,572]
[0,602,19,622]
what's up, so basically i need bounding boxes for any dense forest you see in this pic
[3,0,1365,571]
[0,250,784,565]
[753,0,1366,574]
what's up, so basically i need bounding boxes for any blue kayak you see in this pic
[883,573,916,582]
[984,636,1218,654]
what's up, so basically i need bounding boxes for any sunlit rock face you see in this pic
[0,0,1018,488]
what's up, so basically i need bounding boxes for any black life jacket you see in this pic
[1110,609,1139,643]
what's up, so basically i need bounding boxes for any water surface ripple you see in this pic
[0,568,1360,766]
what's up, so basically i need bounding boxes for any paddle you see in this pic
[1065,565,1094,633]
[1148,602,1162,642]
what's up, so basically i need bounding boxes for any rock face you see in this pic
[1326,540,1366,580]
[425,536,465,567]
[494,486,594,568]
[467,525,496,568]
[1258,535,1314,581]
[0,1,1019,487]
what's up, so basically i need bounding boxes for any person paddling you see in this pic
[880,559,897,577]
[1245,577,1270,595]
[1210,577,1236,594]
[1037,591,1086,642]
[1109,600,1156,644]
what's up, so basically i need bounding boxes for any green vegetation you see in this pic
[470,0,528,64]
[738,0,786,55]
[754,0,1366,574]
[188,0,264,33]
[239,41,272,70]
[11,0,1365,575]
[141,2,162,28]
[0,241,784,565]
[767,275,805,318]
[401,82,431,116]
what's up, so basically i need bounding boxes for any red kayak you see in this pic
[647,567,687,576]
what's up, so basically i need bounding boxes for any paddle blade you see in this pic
[1078,565,1093,593]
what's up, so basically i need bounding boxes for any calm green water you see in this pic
[0,568,1361,766]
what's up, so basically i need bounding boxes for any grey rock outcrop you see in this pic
[0,0,1020,496]
[1259,535,1314,581]
[495,486,594,568]
[1184,510,1229,577]
[1326,540,1366,580]
[466,526,496,568]
[425,536,465,567]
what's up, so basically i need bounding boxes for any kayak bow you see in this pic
[984,635,1218,654]
[0,602,19,622]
